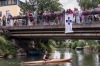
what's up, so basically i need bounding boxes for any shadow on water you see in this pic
[0,48,100,66]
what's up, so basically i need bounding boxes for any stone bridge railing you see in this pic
[7,21,100,30]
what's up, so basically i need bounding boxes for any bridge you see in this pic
[7,22,100,39]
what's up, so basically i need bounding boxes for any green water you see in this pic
[0,48,100,66]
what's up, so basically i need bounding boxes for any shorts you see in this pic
[30,19,34,22]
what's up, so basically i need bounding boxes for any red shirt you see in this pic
[68,10,73,14]
[29,13,34,20]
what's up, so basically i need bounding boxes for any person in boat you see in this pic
[43,51,50,61]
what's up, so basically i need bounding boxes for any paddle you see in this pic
[49,53,54,60]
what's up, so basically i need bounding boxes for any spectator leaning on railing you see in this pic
[95,4,100,20]
[33,11,37,25]
[37,11,42,25]
[0,18,2,26]
[7,14,12,26]
[29,12,34,25]
[2,15,6,26]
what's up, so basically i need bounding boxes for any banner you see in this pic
[65,14,74,33]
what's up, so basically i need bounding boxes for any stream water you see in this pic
[0,48,100,66]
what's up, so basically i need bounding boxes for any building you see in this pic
[0,0,23,17]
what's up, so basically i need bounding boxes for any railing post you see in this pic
[28,19,31,26]
[10,19,14,27]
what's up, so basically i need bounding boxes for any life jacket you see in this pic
[45,54,49,59]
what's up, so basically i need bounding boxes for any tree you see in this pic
[20,0,37,13]
[20,3,30,14]
[29,0,63,11]
[77,0,100,9]
[20,0,63,13]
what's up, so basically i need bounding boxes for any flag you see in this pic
[65,14,74,33]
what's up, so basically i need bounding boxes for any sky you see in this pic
[20,0,80,10]
[59,0,80,10]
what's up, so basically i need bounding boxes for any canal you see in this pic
[0,48,100,66]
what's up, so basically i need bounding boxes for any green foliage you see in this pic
[37,39,55,52]
[39,43,47,52]
[47,39,56,52]
[71,41,78,49]
[36,39,68,53]
[48,39,56,46]
[77,0,100,9]
[68,43,72,48]
[48,44,54,52]
[37,40,46,52]
[0,36,17,55]
[56,40,67,48]
[0,49,4,55]
[20,0,63,13]
[77,40,85,47]
[38,0,63,11]
[96,45,100,52]
[86,40,94,46]
[20,0,64,15]
[97,40,100,45]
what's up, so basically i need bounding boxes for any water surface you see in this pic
[0,48,100,66]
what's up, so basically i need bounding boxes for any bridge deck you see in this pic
[7,22,100,39]
[8,22,100,30]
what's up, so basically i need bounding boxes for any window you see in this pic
[0,1,1,6]
[5,0,7,5]
[0,11,2,17]
[12,0,15,4]
[14,0,17,4]
[1,1,5,6]
[7,0,12,5]
[0,0,17,6]
[8,0,18,5]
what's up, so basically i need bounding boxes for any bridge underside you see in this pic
[10,33,100,40]
[8,23,100,40]
[10,36,100,40]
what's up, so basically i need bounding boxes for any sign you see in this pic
[65,14,74,33]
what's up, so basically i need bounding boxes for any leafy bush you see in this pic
[68,43,72,48]
[87,40,94,46]
[77,41,85,47]
[48,44,54,52]
[38,43,47,52]
[0,36,17,55]
[71,41,78,49]
[0,49,4,55]
[55,40,67,48]
[48,39,56,46]
[96,45,100,52]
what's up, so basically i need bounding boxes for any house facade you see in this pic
[0,0,22,17]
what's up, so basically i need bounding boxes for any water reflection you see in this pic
[53,50,60,59]
[0,48,100,66]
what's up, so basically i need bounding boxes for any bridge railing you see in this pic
[5,11,100,27]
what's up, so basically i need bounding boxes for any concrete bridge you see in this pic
[7,22,100,39]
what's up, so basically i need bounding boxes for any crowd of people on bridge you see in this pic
[74,4,100,24]
[0,4,100,26]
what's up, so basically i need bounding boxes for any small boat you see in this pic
[21,58,72,64]
[21,61,71,66]
[75,47,84,51]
